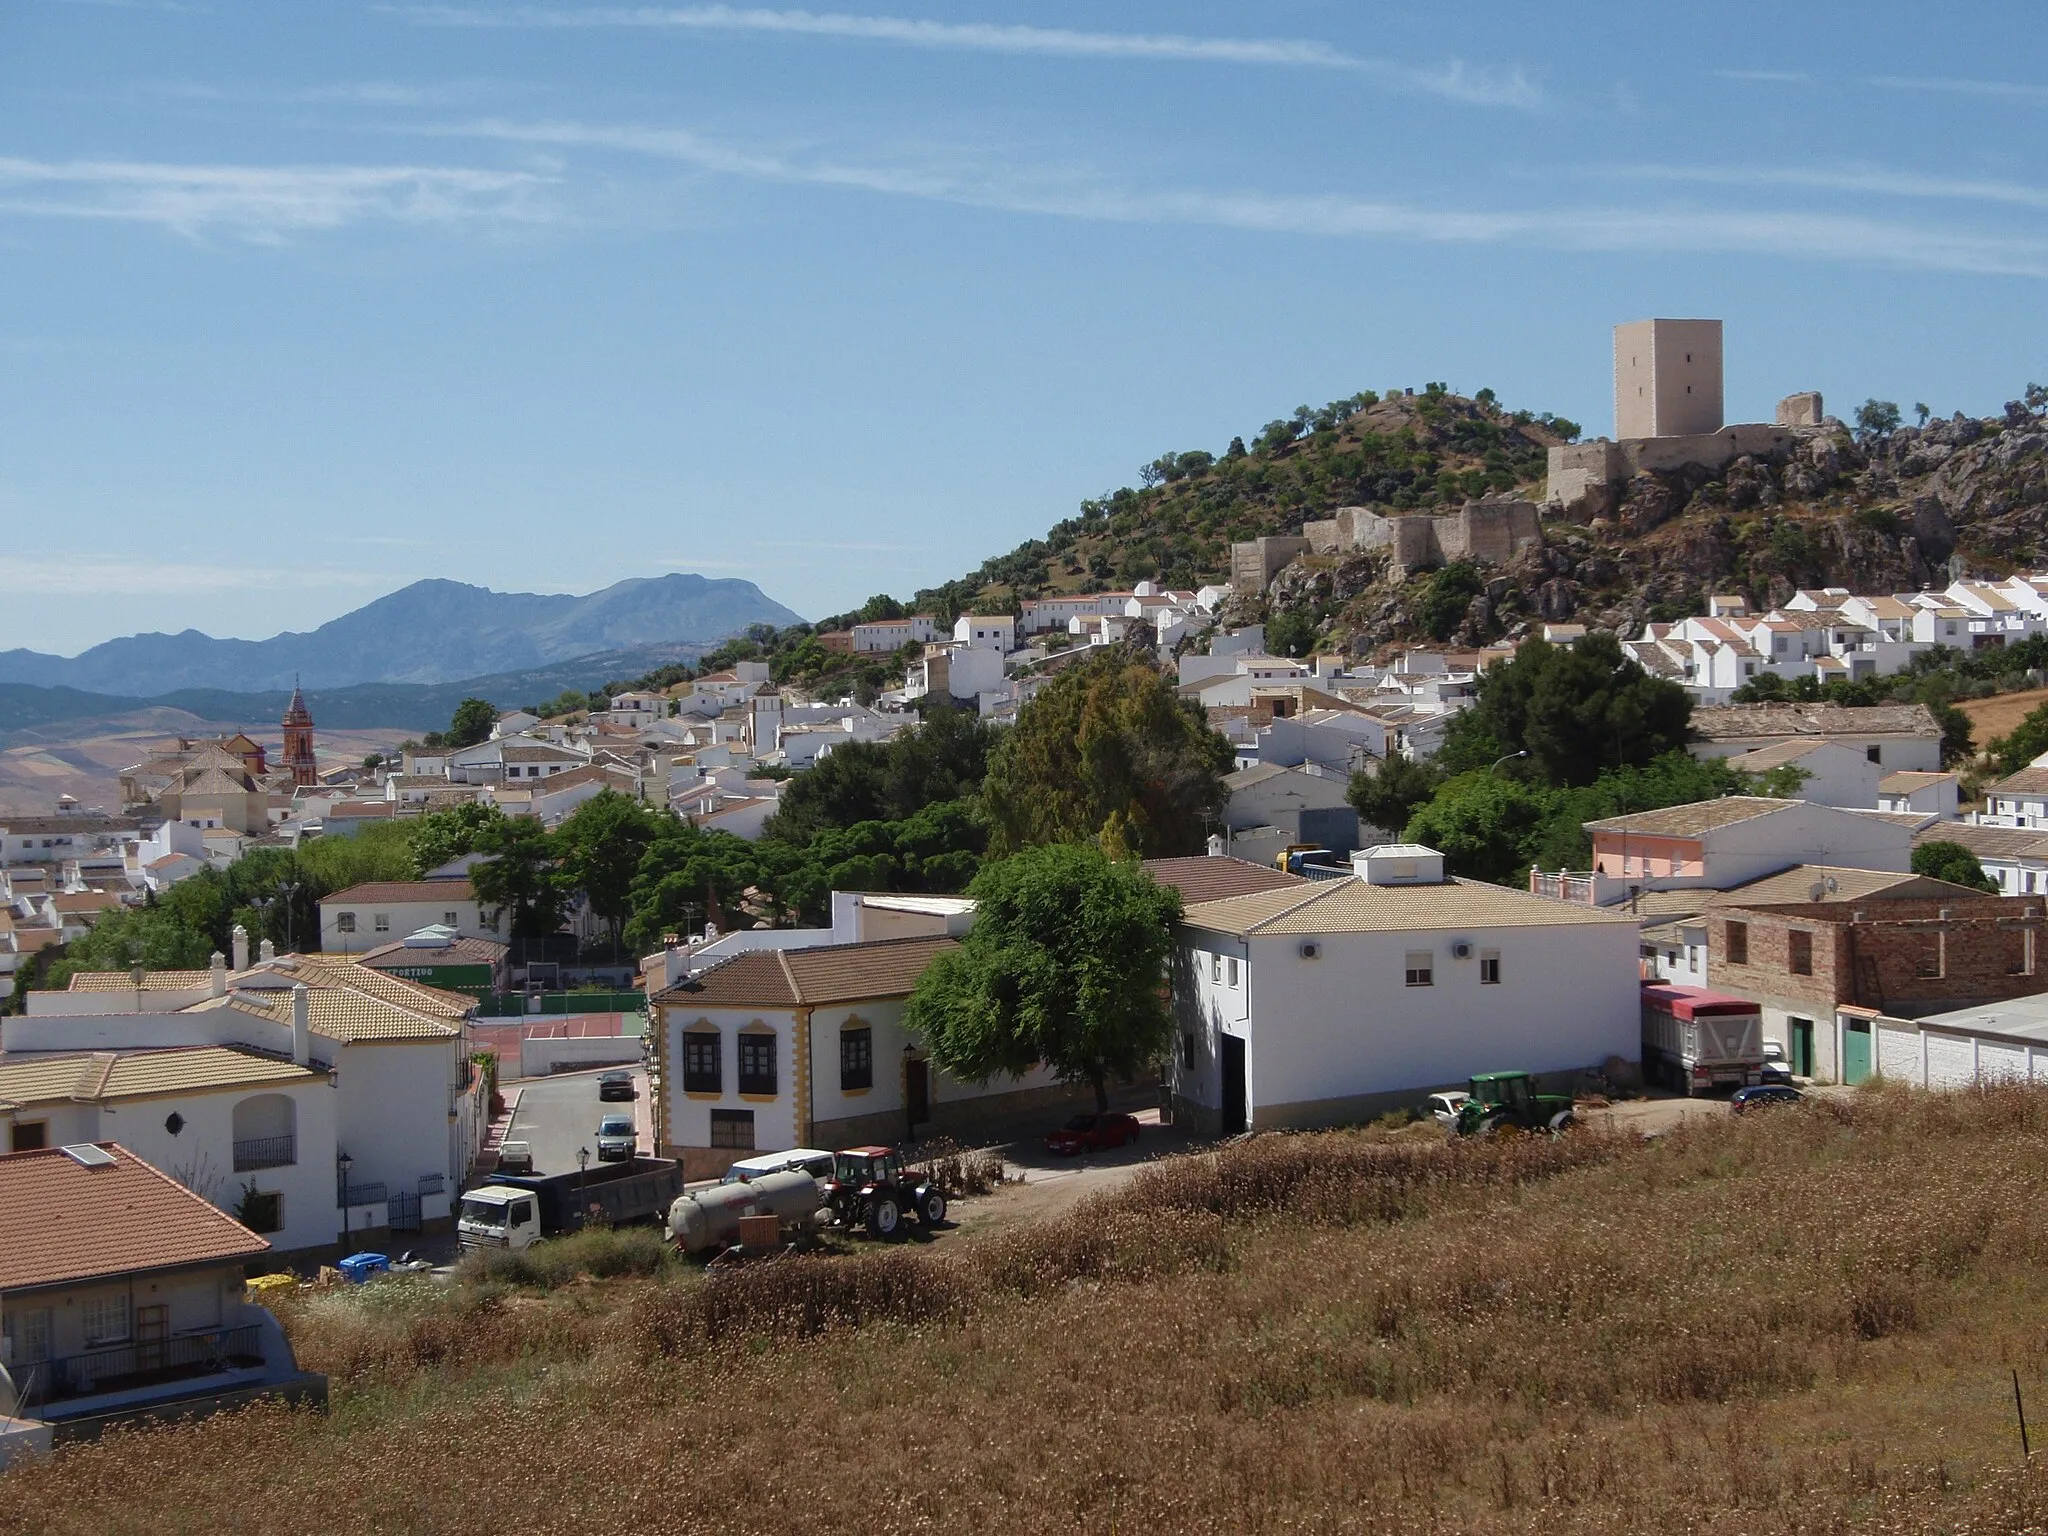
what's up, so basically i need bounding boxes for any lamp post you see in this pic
[336,1150,353,1244]
[280,881,300,953]
[577,1146,590,1224]
[902,1044,917,1146]
[1489,750,1528,776]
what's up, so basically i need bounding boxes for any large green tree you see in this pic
[1438,633,1692,787]
[470,816,568,943]
[980,649,1231,858]
[1912,840,1999,894]
[407,802,507,877]
[1348,754,1444,838]
[552,790,669,949]
[903,844,1181,1111]
[446,697,498,750]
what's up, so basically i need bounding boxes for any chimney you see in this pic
[209,951,227,998]
[291,983,311,1066]
[231,923,250,972]
[1206,833,1225,857]
[259,937,276,964]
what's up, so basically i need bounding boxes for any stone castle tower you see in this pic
[282,681,318,789]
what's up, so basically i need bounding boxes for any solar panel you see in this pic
[60,1144,117,1168]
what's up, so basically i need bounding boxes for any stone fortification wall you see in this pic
[1545,424,1805,518]
[1231,535,1312,592]
[1284,498,1540,583]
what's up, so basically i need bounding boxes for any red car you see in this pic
[1044,1112,1142,1155]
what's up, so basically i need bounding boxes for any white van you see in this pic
[720,1148,835,1188]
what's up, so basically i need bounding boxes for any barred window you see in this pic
[682,1032,720,1094]
[840,1027,873,1091]
[709,1109,754,1150]
[738,1033,777,1096]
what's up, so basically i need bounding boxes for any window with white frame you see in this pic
[1404,951,1433,987]
[1225,956,1238,987]
[81,1293,131,1347]
[336,912,356,934]
[374,913,390,932]
[443,911,459,926]
[1210,952,1221,982]
[1479,950,1501,985]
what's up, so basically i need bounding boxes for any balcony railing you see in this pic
[10,1324,263,1408]
[341,1181,387,1207]
[232,1135,296,1172]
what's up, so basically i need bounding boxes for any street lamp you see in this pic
[1489,750,1528,776]
[280,881,301,953]
[577,1146,590,1224]
[336,1150,354,1243]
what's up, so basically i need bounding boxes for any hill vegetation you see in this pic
[11,1088,2048,1534]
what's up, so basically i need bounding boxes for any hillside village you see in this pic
[14,323,2048,1507]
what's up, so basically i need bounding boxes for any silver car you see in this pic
[1423,1091,1470,1126]
[595,1114,637,1162]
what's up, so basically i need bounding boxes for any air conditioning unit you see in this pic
[1299,941,1320,959]
[1449,940,1473,960]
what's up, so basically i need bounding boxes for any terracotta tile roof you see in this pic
[1988,768,2048,797]
[1184,877,1638,937]
[0,1143,269,1291]
[1880,771,1955,792]
[0,1047,320,1108]
[1692,703,1942,742]
[1142,855,1306,905]
[1702,864,1984,907]
[1912,822,2048,861]
[1722,737,1847,770]
[654,935,957,1009]
[322,879,476,905]
[1583,797,1798,837]
[69,970,214,992]
[357,935,509,967]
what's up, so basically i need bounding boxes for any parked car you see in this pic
[1758,1040,1794,1086]
[1044,1112,1142,1155]
[720,1148,836,1188]
[1423,1091,1470,1126]
[496,1140,535,1176]
[597,1069,635,1101]
[1731,1084,1803,1115]
[595,1113,637,1161]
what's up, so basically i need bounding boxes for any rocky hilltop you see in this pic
[923,385,2048,655]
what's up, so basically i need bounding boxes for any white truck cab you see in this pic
[458,1185,542,1250]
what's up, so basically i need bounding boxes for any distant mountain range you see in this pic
[0,574,804,695]
[0,643,727,742]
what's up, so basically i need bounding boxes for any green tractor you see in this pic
[1450,1071,1577,1137]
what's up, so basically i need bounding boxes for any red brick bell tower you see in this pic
[282,679,318,788]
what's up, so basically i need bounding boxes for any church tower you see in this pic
[282,680,318,788]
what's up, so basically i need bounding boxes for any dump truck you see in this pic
[1451,1072,1577,1136]
[1641,983,1766,1095]
[457,1154,685,1252]
[667,1168,829,1255]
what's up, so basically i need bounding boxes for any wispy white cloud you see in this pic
[395,4,1543,108]
[144,78,528,108]
[444,118,2048,279]
[0,558,381,596]
[1870,75,2048,104]
[1711,68,1810,84]
[1576,161,2048,213]
[0,156,555,241]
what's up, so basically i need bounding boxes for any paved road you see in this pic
[503,1068,650,1179]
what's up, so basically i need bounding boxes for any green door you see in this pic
[1790,1018,1815,1078]
[1842,1020,1873,1085]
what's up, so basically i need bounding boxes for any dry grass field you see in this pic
[1958,686,2048,752]
[12,1087,2048,1535]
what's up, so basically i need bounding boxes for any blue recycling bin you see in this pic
[338,1252,390,1284]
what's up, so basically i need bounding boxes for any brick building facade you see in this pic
[1709,897,2047,1079]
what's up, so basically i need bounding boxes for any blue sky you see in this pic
[5,1,2047,656]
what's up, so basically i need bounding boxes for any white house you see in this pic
[1878,771,1960,819]
[1975,767,2048,829]
[1720,738,1882,809]
[851,615,938,653]
[1689,703,1944,773]
[648,935,1080,1179]
[0,1046,338,1255]
[1912,823,2048,898]
[953,614,1017,652]
[318,879,500,953]
[11,951,484,1246]
[1221,764,1363,865]
[1170,845,1641,1132]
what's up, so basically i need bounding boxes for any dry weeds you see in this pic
[10,1085,2048,1534]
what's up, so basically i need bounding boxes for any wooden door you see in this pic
[135,1304,168,1373]
[905,1058,931,1125]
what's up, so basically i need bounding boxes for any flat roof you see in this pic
[1184,876,1637,937]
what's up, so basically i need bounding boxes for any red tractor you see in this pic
[823,1146,948,1238]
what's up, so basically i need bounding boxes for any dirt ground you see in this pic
[1959,685,2048,748]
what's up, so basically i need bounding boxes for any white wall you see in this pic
[321,897,498,954]
[334,1039,464,1224]
[1175,916,1639,1123]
